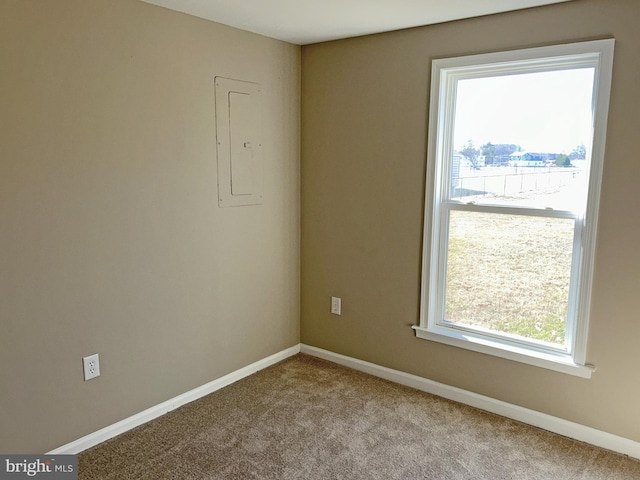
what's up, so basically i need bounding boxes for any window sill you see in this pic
[412,325,595,378]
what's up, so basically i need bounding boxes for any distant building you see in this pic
[451,154,461,194]
[509,152,545,167]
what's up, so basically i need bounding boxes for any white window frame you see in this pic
[414,40,615,378]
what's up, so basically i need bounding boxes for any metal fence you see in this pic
[452,166,581,199]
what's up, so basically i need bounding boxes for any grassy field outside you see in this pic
[445,210,574,346]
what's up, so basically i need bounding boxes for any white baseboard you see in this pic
[47,345,301,455]
[300,344,640,460]
[48,343,640,461]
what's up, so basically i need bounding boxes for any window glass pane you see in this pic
[444,210,574,347]
[449,69,595,211]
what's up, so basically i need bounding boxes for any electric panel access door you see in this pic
[215,77,263,207]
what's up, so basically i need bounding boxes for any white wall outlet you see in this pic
[331,296,342,315]
[83,353,100,381]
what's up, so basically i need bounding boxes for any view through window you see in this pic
[446,68,593,348]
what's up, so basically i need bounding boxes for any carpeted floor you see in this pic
[79,354,640,479]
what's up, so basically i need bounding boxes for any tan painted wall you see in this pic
[0,0,300,453]
[301,0,640,442]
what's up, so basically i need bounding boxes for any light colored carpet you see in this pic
[79,354,640,479]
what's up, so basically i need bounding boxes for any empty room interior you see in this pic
[2,0,640,476]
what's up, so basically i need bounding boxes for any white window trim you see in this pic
[415,39,615,378]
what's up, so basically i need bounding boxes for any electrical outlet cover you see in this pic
[83,353,100,381]
[331,296,342,315]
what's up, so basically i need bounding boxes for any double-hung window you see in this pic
[415,40,615,378]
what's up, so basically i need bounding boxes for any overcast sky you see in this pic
[453,68,595,154]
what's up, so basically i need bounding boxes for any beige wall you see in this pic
[301,0,640,442]
[0,0,300,453]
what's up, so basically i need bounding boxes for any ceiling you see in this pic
[140,0,572,45]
